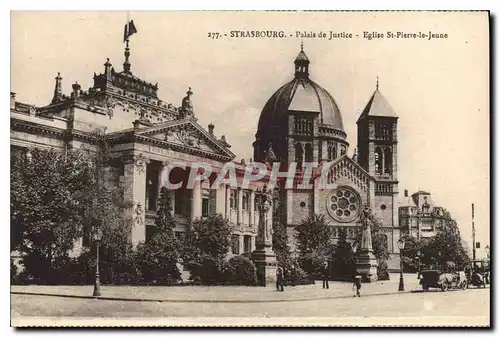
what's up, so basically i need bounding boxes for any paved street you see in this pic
[11,280,490,326]
[11,273,423,302]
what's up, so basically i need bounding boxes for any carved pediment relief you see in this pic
[158,124,213,152]
[138,120,235,159]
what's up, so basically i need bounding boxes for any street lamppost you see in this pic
[93,226,103,297]
[398,238,405,291]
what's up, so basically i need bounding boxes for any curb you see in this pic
[11,289,418,304]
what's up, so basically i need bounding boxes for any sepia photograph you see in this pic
[9,10,490,327]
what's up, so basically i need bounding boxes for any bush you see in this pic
[227,255,257,286]
[284,265,314,286]
[377,260,390,281]
[183,214,232,285]
[188,255,230,285]
[75,245,141,285]
[136,232,182,285]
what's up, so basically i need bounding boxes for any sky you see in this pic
[10,11,490,256]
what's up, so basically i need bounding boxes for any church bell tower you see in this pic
[356,79,398,181]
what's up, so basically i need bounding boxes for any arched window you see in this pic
[384,147,392,174]
[295,142,304,169]
[305,143,313,162]
[375,147,383,174]
[328,142,337,161]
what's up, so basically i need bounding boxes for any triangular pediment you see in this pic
[315,155,374,192]
[135,119,236,160]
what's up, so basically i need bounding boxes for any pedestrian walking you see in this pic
[276,265,284,292]
[352,273,362,297]
[322,261,329,289]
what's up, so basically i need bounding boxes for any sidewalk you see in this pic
[11,273,423,303]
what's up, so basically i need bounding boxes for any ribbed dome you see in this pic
[256,47,344,136]
[257,76,344,134]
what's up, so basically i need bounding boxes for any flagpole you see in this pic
[472,203,476,261]
[124,11,130,72]
[126,11,130,43]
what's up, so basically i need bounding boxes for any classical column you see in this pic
[249,189,255,226]
[238,235,244,255]
[237,188,243,225]
[225,185,230,220]
[123,152,149,248]
[215,184,226,215]
[250,235,256,251]
[191,179,202,221]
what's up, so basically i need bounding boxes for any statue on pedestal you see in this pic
[252,184,277,286]
[360,204,374,252]
[356,203,379,282]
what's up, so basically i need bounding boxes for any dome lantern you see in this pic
[294,42,310,78]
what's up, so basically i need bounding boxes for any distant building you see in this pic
[399,190,456,239]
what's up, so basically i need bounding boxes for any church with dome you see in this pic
[254,45,401,268]
[10,39,402,273]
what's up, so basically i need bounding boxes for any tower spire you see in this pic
[376,75,379,90]
[51,72,63,104]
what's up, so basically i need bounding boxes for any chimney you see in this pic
[72,82,81,99]
[10,92,16,109]
[208,122,214,135]
[404,189,408,198]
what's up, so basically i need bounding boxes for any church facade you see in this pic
[254,46,401,268]
[10,41,402,269]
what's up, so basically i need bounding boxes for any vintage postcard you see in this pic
[10,11,490,327]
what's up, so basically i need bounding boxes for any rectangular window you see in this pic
[174,190,191,216]
[146,225,157,242]
[202,198,209,217]
[244,235,252,253]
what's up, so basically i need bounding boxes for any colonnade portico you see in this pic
[122,152,261,255]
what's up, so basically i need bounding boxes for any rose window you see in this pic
[327,188,361,223]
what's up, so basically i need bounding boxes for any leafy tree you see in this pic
[331,227,356,279]
[294,214,334,275]
[183,214,232,284]
[136,187,182,284]
[11,130,139,285]
[75,131,138,285]
[421,222,470,270]
[11,147,92,284]
[400,235,422,272]
[272,212,291,270]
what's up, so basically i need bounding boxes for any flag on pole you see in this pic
[123,20,137,42]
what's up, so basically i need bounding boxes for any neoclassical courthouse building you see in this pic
[11,41,403,269]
